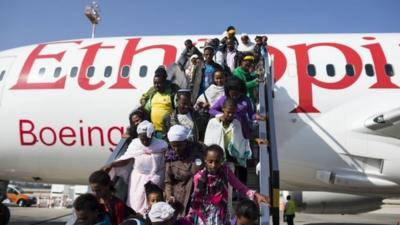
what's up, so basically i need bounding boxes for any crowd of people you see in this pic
[70,26,273,225]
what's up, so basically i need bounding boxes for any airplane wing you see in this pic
[364,107,400,139]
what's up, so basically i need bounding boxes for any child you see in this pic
[195,70,226,111]
[204,98,251,168]
[209,76,266,140]
[185,54,200,83]
[188,145,268,225]
[89,170,137,225]
[209,77,267,185]
[231,199,259,225]
[143,181,164,219]
[204,102,252,218]
[73,193,112,225]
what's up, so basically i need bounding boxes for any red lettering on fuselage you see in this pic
[19,119,125,149]
[19,119,37,145]
[110,38,177,89]
[9,37,398,113]
[268,46,287,82]
[361,37,399,89]
[289,42,363,113]
[78,43,115,90]
[11,41,82,90]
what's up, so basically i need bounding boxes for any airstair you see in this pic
[105,46,280,225]
[258,49,280,225]
[105,137,131,201]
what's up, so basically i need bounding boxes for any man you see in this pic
[163,89,205,142]
[254,36,268,59]
[284,195,296,225]
[191,46,223,102]
[177,39,203,70]
[216,39,238,73]
[221,25,239,48]
[140,66,180,138]
[237,33,255,53]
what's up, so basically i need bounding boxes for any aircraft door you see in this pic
[0,56,16,106]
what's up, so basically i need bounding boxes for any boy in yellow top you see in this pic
[140,66,180,139]
[284,195,296,225]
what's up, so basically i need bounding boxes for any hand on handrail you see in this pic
[255,138,269,146]
[256,113,268,121]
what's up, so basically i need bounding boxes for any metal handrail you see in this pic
[105,137,132,165]
[259,48,280,225]
[105,137,132,201]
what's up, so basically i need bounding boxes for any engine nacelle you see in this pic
[288,191,383,214]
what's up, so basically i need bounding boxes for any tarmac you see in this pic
[6,202,399,225]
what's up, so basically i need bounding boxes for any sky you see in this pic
[0,0,399,51]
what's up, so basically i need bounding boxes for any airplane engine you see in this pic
[289,191,383,214]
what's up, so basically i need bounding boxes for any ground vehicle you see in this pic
[6,184,37,207]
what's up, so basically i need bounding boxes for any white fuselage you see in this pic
[0,33,399,196]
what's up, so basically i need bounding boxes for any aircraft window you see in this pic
[38,67,46,76]
[54,67,62,78]
[307,64,316,76]
[87,66,95,78]
[345,64,355,76]
[0,70,5,81]
[104,66,112,78]
[121,66,130,78]
[385,64,394,77]
[139,66,148,77]
[365,64,375,77]
[70,67,78,78]
[326,64,335,77]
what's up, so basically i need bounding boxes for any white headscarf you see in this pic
[167,125,189,142]
[136,120,154,138]
[148,202,175,222]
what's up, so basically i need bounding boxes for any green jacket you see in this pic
[233,67,257,102]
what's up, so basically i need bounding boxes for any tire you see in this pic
[0,203,10,225]
[17,199,26,207]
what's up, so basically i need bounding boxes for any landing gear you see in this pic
[0,180,10,225]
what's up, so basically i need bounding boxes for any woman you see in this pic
[164,125,204,216]
[123,107,148,139]
[104,120,168,215]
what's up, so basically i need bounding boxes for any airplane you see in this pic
[0,33,399,218]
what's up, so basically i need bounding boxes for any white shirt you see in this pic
[177,113,194,129]
[238,42,255,52]
[226,50,236,72]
